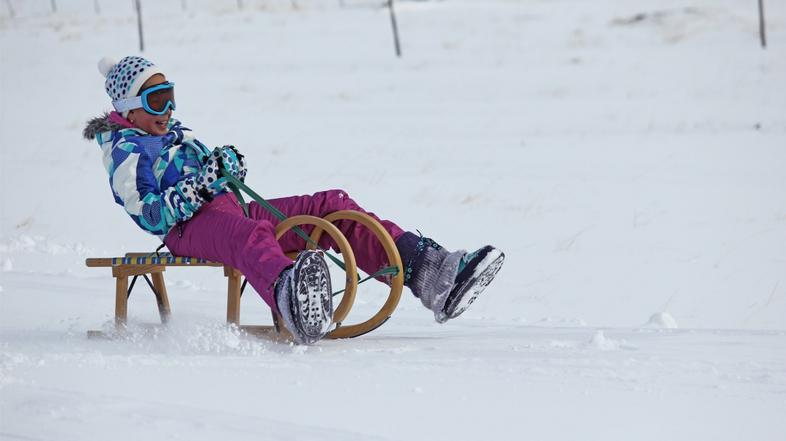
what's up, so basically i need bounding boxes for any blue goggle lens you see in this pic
[140,82,175,115]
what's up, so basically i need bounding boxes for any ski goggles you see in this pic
[112,82,176,116]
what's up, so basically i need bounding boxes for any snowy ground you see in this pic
[1,0,785,440]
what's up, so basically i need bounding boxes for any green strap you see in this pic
[229,184,250,217]
[223,172,346,271]
[221,171,400,295]
[331,266,400,297]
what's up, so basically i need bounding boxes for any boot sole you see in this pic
[441,247,505,321]
[290,251,333,343]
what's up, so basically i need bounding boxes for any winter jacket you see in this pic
[83,112,220,239]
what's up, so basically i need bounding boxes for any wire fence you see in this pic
[3,0,397,17]
[1,0,770,52]
[2,0,406,56]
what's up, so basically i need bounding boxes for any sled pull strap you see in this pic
[222,171,347,271]
[230,184,250,217]
[222,171,401,298]
[332,266,400,297]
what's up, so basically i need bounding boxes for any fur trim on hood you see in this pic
[83,112,125,140]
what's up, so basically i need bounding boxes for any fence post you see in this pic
[5,0,14,19]
[50,0,57,13]
[758,0,767,48]
[135,0,144,52]
[388,0,402,58]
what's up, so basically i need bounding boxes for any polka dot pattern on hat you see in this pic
[103,56,157,102]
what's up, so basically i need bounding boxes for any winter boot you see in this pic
[274,250,333,345]
[441,245,505,322]
[396,232,505,323]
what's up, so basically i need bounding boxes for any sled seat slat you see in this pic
[85,252,244,337]
[86,252,223,268]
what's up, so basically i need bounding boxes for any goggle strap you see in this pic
[112,96,143,113]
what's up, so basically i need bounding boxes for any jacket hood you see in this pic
[83,112,126,140]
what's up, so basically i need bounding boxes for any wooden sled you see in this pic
[85,210,404,341]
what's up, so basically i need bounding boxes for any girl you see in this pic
[83,56,505,345]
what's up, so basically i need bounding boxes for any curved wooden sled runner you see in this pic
[85,210,404,341]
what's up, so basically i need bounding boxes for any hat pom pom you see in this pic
[97,57,117,78]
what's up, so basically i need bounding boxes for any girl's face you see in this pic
[128,73,172,136]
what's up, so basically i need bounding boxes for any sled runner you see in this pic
[85,209,404,341]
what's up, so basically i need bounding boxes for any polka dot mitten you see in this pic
[219,145,247,182]
[173,148,228,211]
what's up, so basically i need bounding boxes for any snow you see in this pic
[645,311,679,329]
[1,0,786,440]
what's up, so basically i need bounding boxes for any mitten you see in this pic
[175,148,228,207]
[219,145,247,182]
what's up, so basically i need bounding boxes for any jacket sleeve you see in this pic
[110,141,203,237]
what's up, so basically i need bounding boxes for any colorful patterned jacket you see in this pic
[83,112,219,239]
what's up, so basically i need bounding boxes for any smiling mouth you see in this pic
[155,118,169,129]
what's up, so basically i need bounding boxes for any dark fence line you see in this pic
[134,0,143,52]
[388,0,401,57]
[3,0,407,57]
[4,0,358,17]
[758,0,767,49]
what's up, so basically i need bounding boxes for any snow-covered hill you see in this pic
[1,1,785,440]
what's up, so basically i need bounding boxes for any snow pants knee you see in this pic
[163,189,405,313]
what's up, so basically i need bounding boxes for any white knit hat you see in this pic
[98,56,163,116]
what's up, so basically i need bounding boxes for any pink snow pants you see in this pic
[163,190,405,313]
